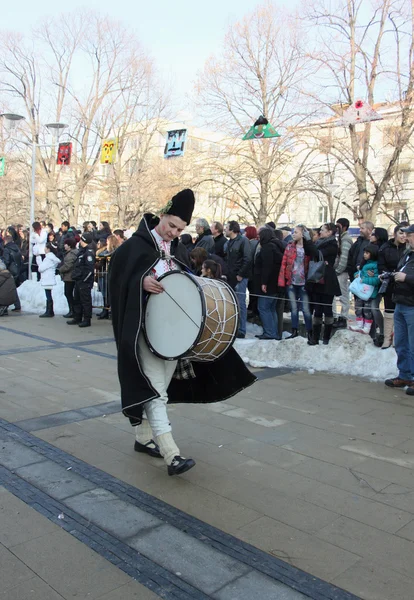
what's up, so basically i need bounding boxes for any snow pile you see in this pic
[235,328,397,382]
[16,278,103,315]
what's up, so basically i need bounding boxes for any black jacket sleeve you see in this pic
[238,237,252,279]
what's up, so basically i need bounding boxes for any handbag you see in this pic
[307,251,326,284]
[349,273,375,301]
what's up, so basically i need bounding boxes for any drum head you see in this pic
[144,272,204,359]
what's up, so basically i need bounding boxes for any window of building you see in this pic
[128,159,138,176]
[395,207,408,222]
[209,143,221,157]
[318,205,328,222]
[398,169,410,186]
[383,126,400,147]
[100,164,111,177]
[188,137,202,153]
[319,135,332,153]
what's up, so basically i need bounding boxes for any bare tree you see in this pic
[196,3,318,226]
[303,0,414,222]
[0,12,168,225]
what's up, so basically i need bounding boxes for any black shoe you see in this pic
[67,319,81,325]
[236,332,245,339]
[97,309,109,320]
[134,440,163,458]
[79,319,91,328]
[63,311,74,318]
[168,456,196,476]
[286,329,298,339]
[333,317,347,329]
[11,307,21,312]
[373,334,384,348]
[307,330,313,342]
[256,334,276,340]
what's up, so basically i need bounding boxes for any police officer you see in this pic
[67,232,95,328]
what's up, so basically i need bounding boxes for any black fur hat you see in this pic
[163,189,195,225]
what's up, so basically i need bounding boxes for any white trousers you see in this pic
[333,272,350,319]
[135,333,177,439]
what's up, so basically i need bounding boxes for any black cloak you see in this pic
[109,214,256,426]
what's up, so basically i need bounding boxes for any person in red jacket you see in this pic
[278,225,312,340]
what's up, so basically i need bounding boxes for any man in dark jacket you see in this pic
[254,228,284,339]
[2,235,22,311]
[194,218,214,252]
[109,190,256,476]
[225,221,252,338]
[67,233,95,328]
[211,221,227,257]
[58,221,76,258]
[385,224,414,395]
[346,221,374,281]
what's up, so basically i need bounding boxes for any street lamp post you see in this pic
[0,114,68,278]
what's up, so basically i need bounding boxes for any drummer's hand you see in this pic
[143,276,164,294]
[261,284,267,293]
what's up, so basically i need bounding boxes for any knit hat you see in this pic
[162,189,195,225]
[81,232,93,244]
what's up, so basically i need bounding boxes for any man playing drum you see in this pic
[109,189,256,476]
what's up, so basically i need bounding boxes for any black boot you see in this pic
[97,309,109,320]
[63,302,74,318]
[79,319,91,328]
[39,299,54,318]
[323,323,333,345]
[373,334,384,348]
[97,309,106,318]
[333,316,347,329]
[307,330,313,342]
[67,318,81,325]
[286,328,298,339]
[308,319,322,345]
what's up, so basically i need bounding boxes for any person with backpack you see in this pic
[2,235,22,312]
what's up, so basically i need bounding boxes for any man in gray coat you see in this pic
[194,218,214,252]
[333,218,353,329]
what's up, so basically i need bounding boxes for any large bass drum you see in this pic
[144,271,239,361]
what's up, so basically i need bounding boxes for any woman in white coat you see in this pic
[31,221,48,281]
[35,242,60,318]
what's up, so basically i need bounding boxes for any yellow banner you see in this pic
[100,138,117,164]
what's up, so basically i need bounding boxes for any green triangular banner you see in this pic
[243,116,280,140]
[0,157,5,177]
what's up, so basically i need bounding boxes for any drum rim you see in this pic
[143,270,207,361]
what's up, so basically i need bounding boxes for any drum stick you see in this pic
[162,289,200,329]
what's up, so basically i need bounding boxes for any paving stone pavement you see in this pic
[1,315,414,599]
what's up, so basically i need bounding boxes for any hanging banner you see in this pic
[100,138,117,164]
[56,142,72,166]
[164,129,187,158]
[337,100,383,126]
[0,157,4,177]
[243,116,280,140]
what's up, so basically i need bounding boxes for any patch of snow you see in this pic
[15,278,103,315]
[246,321,263,338]
[234,328,397,382]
